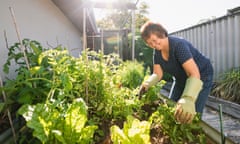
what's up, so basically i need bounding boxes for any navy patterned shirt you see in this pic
[154,36,213,88]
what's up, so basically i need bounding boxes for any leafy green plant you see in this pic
[1,40,145,143]
[4,39,45,74]
[211,67,240,104]
[1,39,51,115]
[141,81,166,104]
[149,103,206,144]
[1,39,209,144]
[110,115,151,144]
[2,47,73,109]
[116,60,145,89]
[18,98,98,144]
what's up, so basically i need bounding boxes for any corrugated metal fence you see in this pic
[170,8,240,80]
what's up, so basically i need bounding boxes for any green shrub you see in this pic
[211,67,240,104]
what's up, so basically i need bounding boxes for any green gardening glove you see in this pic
[138,74,159,98]
[174,77,203,124]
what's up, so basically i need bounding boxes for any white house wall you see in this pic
[0,0,83,80]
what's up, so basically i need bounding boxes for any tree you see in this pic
[96,0,149,30]
[135,1,149,31]
[96,0,152,72]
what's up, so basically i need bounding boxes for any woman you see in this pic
[139,21,213,124]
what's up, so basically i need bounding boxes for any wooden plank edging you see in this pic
[206,96,240,119]
[199,121,235,144]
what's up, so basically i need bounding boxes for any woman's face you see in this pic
[146,34,167,51]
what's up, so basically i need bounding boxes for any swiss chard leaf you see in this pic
[18,98,98,143]
[110,115,151,144]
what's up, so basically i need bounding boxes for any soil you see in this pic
[0,113,10,133]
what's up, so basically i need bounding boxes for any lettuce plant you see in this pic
[110,115,151,144]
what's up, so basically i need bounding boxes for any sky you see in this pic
[93,0,240,32]
[145,0,240,32]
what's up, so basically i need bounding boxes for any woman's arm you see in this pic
[138,64,163,95]
[182,58,200,79]
[174,58,203,124]
[153,64,163,80]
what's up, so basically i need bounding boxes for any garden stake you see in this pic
[218,104,225,144]
[9,7,30,70]
[4,30,9,50]
[0,76,17,144]
[9,7,38,89]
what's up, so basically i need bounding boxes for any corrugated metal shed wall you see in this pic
[170,10,240,80]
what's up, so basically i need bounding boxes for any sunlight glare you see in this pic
[91,0,117,2]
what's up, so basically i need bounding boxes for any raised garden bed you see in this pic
[0,40,236,144]
[0,102,218,144]
[0,99,230,144]
[206,95,240,119]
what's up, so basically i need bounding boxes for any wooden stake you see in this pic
[0,76,17,144]
[4,30,9,49]
[9,7,30,70]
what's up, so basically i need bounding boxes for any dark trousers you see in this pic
[170,74,213,114]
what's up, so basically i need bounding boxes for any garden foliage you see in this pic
[1,39,207,144]
[211,67,240,104]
